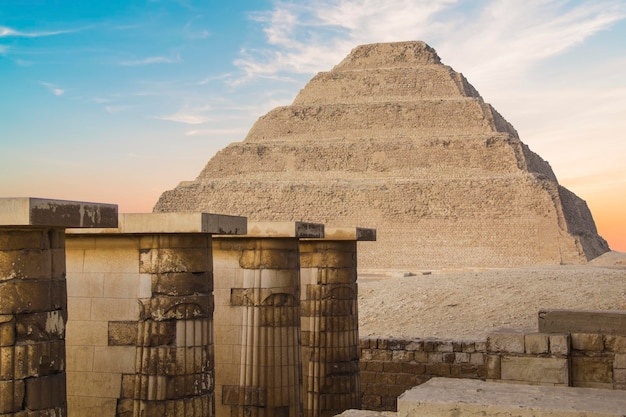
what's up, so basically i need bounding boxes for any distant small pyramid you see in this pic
[155,41,609,268]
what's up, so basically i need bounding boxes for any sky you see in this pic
[1,0,625,251]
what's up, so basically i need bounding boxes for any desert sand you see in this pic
[358,251,626,341]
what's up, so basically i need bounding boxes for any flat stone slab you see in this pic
[314,227,376,241]
[0,197,117,228]
[398,378,626,417]
[242,221,324,238]
[66,212,246,235]
[539,309,626,336]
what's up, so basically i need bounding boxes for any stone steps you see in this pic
[397,378,626,417]
[293,67,479,105]
[243,101,517,143]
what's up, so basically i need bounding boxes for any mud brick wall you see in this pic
[358,337,486,411]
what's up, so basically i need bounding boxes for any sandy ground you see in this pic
[357,251,626,341]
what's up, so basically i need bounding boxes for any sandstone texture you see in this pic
[154,41,609,269]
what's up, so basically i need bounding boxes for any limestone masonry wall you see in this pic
[360,313,626,412]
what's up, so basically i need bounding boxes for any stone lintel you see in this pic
[0,197,118,228]
[240,221,324,238]
[539,309,626,336]
[309,227,376,241]
[398,378,626,417]
[66,212,247,235]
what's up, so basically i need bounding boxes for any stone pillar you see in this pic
[213,222,324,417]
[0,197,118,416]
[65,213,245,417]
[299,227,376,417]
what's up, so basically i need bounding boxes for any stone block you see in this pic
[66,371,122,398]
[0,248,52,280]
[468,353,484,366]
[66,345,94,372]
[151,272,211,296]
[0,279,54,314]
[524,333,548,355]
[0,229,47,251]
[65,320,108,346]
[614,369,626,385]
[67,395,117,417]
[485,354,501,380]
[0,379,24,413]
[405,340,424,351]
[0,198,117,228]
[102,273,141,298]
[571,333,604,352]
[79,245,139,274]
[487,331,525,353]
[108,321,138,346]
[139,248,210,274]
[91,298,139,321]
[67,297,92,321]
[614,353,626,369]
[454,352,470,363]
[15,311,65,343]
[501,356,569,385]
[571,355,613,388]
[92,346,136,374]
[24,373,66,410]
[435,341,454,352]
[398,378,626,417]
[538,309,626,335]
[549,334,570,356]
[605,335,626,353]
[238,247,299,270]
[0,315,15,346]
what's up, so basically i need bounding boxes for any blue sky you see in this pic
[1,0,625,249]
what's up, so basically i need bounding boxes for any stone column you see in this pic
[299,227,376,417]
[213,222,324,417]
[65,213,245,417]
[0,197,117,416]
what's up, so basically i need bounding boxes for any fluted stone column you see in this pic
[299,227,376,417]
[213,222,324,417]
[0,197,118,417]
[65,213,245,417]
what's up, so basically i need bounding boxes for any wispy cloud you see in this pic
[120,55,181,66]
[105,105,131,114]
[0,25,77,38]
[39,82,65,96]
[185,128,249,136]
[234,0,626,85]
[156,106,213,124]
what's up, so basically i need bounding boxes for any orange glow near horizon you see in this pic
[587,197,626,253]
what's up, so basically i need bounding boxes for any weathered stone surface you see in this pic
[486,331,525,354]
[398,378,626,417]
[571,355,613,388]
[0,197,117,228]
[501,356,569,385]
[539,309,626,335]
[154,41,608,269]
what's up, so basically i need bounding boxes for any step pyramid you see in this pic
[154,41,609,269]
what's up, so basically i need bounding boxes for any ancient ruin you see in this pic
[155,41,609,269]
[0,197,118,416]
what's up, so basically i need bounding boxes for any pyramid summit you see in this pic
[155,41,609,269]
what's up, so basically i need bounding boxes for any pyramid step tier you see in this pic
[199,135,556,181]
[243,101,518,143]
[293,67,480,105]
